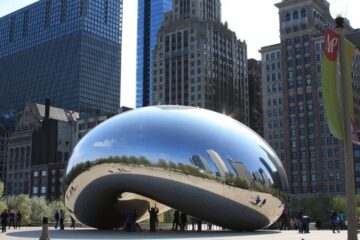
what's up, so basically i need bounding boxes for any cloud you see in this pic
[93,139,115,148]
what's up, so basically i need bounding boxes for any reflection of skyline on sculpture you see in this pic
[65,106,288,230]
[67,106,287,192]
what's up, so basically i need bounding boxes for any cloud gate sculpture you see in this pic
[64,106,288,230]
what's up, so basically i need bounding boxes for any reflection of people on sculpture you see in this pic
[250,195,262,206]
[172,210,180,230]
[259,198,267,207]
[180,212,187,230]
[148,205,159,232]
[255,195,261,205]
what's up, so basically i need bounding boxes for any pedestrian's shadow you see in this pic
[7,229,281,239]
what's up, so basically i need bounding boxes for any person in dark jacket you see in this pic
[70,216,76,229]
[54,210,60,229]
[331,209,340,233]
[148,205,159,232]
[315,218,322,230]
[8,210,15,229]
[1,209,8,233]
[59,210,65,230]
[16,211,22,229]
[180,212,187,231]
[172,210,180,230]
[279,209,288,230]
[297,209,304,233]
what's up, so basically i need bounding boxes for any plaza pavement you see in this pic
[0,227,358,240]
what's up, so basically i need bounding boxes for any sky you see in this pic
[0,0,359,109]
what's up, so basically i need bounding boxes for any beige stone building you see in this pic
[261,0,360,195]
[152,0,249,124]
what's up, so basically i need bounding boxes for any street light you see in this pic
[329,1,358,240]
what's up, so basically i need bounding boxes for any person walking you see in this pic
[279,209,288,230]
[59,210,65,230]
[180,212,187,231]
[330,209,340,233]
[191,217,197,231]
[302,215,311,233]
[148,205,159,232]
[315,218,322,230]
[296,209,304,233]
[54,210,60,229]
[338,211,345,230]
[70,216,76,229]
[1,209,8,233]
[8,210,15,230]
[197,219,202,232]
[16,211,22,229]
[172,210,180,230]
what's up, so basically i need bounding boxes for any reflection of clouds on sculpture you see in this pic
[64,106,288,230]
[93,139,115,148]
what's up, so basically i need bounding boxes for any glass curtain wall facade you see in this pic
[0,0,123,115]
[136,0,172,107]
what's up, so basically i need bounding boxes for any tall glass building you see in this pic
[0,0,123,115]
[136,0,172,107]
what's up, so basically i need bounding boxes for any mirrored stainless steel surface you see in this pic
[64,106,288,230]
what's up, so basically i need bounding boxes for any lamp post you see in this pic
[330,1,358,240]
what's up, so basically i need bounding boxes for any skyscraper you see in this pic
[0,0,123,115]
[136,0,173,107]
[261,0,360,195]
[152,0,249,124]
[248,59,263,136]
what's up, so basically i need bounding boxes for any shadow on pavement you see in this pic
[7,229,281,239]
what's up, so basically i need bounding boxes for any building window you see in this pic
[23,10,29,37]
[41,171,47,177]
[301,8,307,18]
[57,151,62,162]
[293,10,299,20]
[33,187,38,194]
[44,0,52,28]
[103,0,109,24]
[9,16,16,42]
[80,0,88,17]
[60,0,67,23]
[284,12,291,22]
[311,174,316,182]
[41,187,46,194]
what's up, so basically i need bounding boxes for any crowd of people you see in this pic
[1,205,352,234]
[53,209,76,230]
[279,208,348,234]
[0,208,76,233]
[123,206,215,232]
[0,209,22,233]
